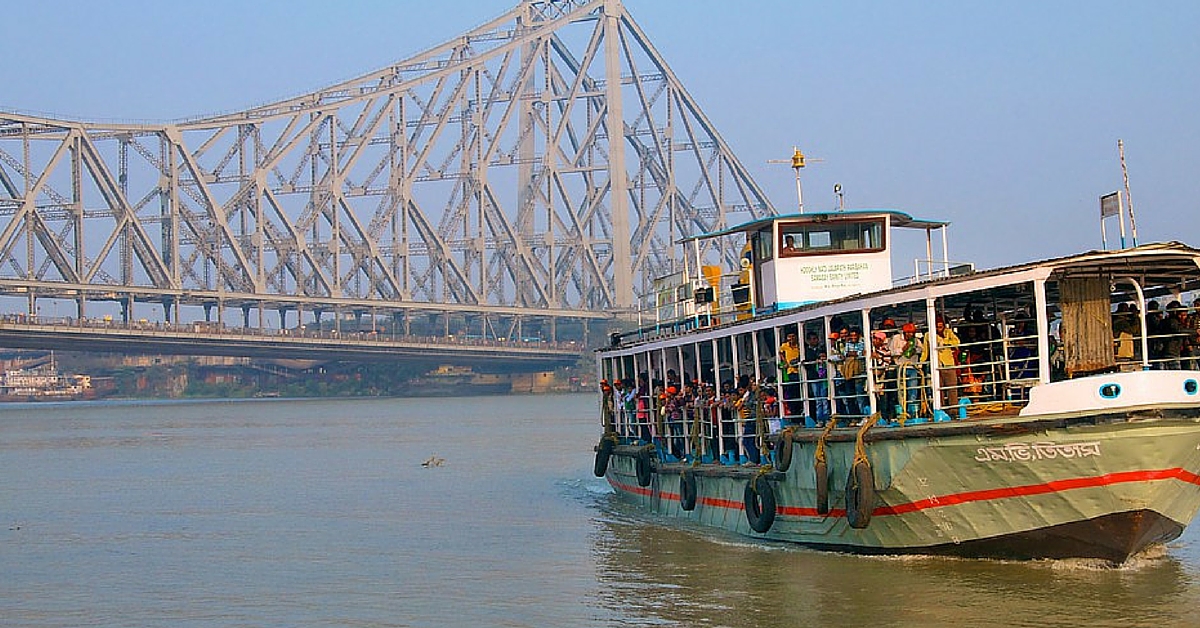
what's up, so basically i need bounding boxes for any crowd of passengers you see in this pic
[1112,299,1200,369]
[600,299,1200,465]
[600,309,1041,464]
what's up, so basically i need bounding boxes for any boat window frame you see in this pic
[752,228,774,262]
[777,217,887,259]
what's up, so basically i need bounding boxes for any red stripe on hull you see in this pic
[609,467,1200,518]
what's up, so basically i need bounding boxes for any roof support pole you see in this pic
[926,297,941,412]
[1034,278,1051,384]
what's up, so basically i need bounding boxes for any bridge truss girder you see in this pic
[0,0,774,329]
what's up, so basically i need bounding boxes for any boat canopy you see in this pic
[680,209,950,242]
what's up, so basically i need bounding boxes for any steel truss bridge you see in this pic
[0,0,775,361]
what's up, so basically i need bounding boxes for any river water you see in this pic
[2,393,1199,627]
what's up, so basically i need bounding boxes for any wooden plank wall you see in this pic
[1059,275,1115,377]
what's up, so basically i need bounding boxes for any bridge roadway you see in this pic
[0,317,585,373]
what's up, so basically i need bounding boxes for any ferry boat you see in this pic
[0,359,95,402]
[593,203,1200,563]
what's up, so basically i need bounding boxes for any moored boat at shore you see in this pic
[593,205,1200,563]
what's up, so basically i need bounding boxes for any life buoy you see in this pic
[744,475,776,533]
[815,458,830,515]
[635,446,654,487]
[845,458,876,529]
[774,429,794,472]
[679,469,697,511]
[593,436,614,477]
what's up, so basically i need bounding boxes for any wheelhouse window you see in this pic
[779,219,885,257]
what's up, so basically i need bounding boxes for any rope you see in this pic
[814,418,837,466]
[754,395,770,462]
[895,363,931,425]
[854,413,881,467]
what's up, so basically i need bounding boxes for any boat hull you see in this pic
[604,410,1200,563]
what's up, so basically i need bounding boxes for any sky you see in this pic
[2,0,1198,272]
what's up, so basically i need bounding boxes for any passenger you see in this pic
[802,331,824,423]
[718,380,739,463]
[828,329,852,417]
[735,375,761,465]
[636,373,652,443]
[1113,302,1136,363]
[680,381,698,460]
[957,324,987,398]
[777,330,802,419]
[621,378,637,441]
[599,379,614,429]
[1146,301,1165,366]
[1049,334,1067,381]
[871,330,897,423]
[922,316,961,409]
[1189,300,1200,369]
[611,378,626,437]
[663,384,686,460]
[891,323,922,416]
[1162,301,1190,370]
[839,328,867,417]
[811,351,832,425]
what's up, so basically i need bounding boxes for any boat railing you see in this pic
[1115,322,1199,371]
[893,259,976,287]
[626,271,751,343]
[607,391,770,465]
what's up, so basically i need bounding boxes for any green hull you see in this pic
[603,409,1200,563]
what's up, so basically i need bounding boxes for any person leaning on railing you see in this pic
[921,316,960,409]
[1162,301,1191,370]
[777,331,802,418]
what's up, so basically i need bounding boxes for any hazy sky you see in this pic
[3,0,1197,270]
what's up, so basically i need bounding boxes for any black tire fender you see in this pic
[635,446,654,487]
[679,469,697,511]
[815,458,830,515]
[774,429,794,472]
[845,458,876,529]
[744,475,777,533]
[593,436,614,477]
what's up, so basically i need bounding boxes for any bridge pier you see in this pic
[161,297,175,324]
[241,305,252,328]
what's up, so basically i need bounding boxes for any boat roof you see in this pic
[684,209,950,241]
[779,240,1200,315]
[601,241,1200,353]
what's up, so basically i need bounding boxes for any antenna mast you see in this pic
[1118,139,1139,246]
